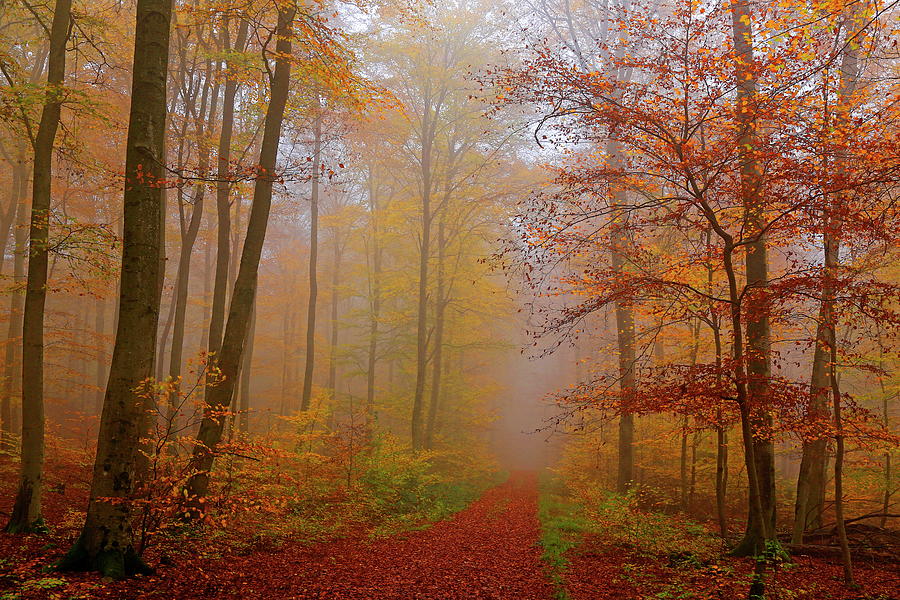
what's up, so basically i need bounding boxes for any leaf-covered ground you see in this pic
[0,470,553,600]
[108,471,552,600]
[2,464,898,600]
[561,534,900,600]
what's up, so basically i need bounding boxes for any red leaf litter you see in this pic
[563,534,900,600]
[96,471,553,599]
[5,464,895,600]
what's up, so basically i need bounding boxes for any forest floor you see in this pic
[558,533,900,600]
[1,465,898,599]
[91,471,553,600]
[0,469,553,600]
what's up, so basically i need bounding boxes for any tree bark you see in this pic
[183,6,294,508]
[609,180,635,493]
[94,297,106,416]
[793,266,833,544]
[729,0,775,562]
[713,318,729,538]
[793,1,864,547]
[327,228,341,401]
[300,113,321,412]
[77,298,89,413]
[1,157,27,445]
[881,383,891,530]
[692,187,769,567]
[425,217,446,449]
[167,62,220,423]
[411,85,440,451]
[207,18,249,362]
[0,155,21,273]
[5,0,71,534]
[365,165,381,421]
[279,306,291,416]
[238,299,255,434]
[721,235,770,567]
[680,416,689,510]
[57,0,172,577]
[1,54,51,441]
[200,217,212,351]
[229,195,242,292]
[826,8,863,585]
[831,338,854,585]
[154,261,178,382]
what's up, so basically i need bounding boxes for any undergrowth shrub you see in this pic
[570,479,719,562]
[185,404,502,547]
[354,434,501,535]
[14,377,502,559]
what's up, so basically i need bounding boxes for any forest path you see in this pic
[125,471,554,599]
[267,470,554,600]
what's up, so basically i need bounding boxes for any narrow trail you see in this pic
[104,472,553,600]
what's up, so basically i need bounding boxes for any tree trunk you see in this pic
[229,195,244,293]
[411,93,437,451]
[77,298,89,413]
[679,320,699,510]
[207,19,249,362]
[713,320,729,538]
[327,229,341,401]
[827,9,863,586]
[831,338,854,585]
[300,113,322,412]
[680,416,689,510]
[280,307,291,416]
[689,431,699,509]
[425,217,446,449]
[882,380,891,529]
[94,297,106,416]
[200,218,212,351]
[5,0,71,534]
[793,2,864,547]
[57,0,172,577]
[793,280,832,544]
[153,42,192,388]
[238,300,255,434]
[183,6,294,509]
[0,156,21,273]
[720,236,770,571]
[365,165,381,421]
[611,218,636,491]
[729,0,775,563]
[694,180,769,567]
[167,65,220,423]
[604,138,637,493]
[155,287,175,382]
[1,158,27,445]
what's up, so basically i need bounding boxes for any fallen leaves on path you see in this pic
[94,471,553,600]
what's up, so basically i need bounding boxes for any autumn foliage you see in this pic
[0,0,898,598]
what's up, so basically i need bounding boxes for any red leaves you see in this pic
[83,472,553,600]
[198,472,553,600]
[564,535,900,600]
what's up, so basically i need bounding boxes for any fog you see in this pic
[0,0,897,594]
